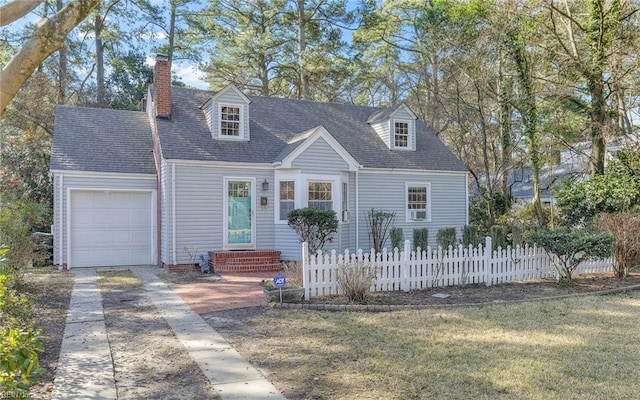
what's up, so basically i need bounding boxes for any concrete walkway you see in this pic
[52,266,286,400]
[51,268,117,400]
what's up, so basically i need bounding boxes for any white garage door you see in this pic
[70,191,153,267]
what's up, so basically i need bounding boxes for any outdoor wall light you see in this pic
[262,179,270,191]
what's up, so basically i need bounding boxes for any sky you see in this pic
[2,0,364,92]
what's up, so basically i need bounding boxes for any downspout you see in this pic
[465,172,470,225]
[58,174,63,265]
[172,163,176,265]
[355,170,359,249]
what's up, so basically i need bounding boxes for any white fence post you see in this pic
[484,236,492,286]
[403,240,410,292]
[302,242,309,299]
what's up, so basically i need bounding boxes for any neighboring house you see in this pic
[50,55,469,269]
[508,164,584,206]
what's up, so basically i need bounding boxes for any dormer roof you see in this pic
[366,103,417,124]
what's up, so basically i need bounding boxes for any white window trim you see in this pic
[392,118,413,151]
[405,182,431,222]
[217,103,245,140]
[274,172,302,224]
[274,173,342,224]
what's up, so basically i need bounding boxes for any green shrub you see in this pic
[0,201,50,275]
[437,227,457,249]
[462,224,481,247]
[0,249,44,397]
[413,228,428,251]
[336,262,377,303]
[523,228,614,282]
[0,328,45,396]
[490,225,507,250]
[288,208,338,255]
[390,227,404,250]
[555,147,640,226]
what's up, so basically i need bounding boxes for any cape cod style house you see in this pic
[50,55,469,270]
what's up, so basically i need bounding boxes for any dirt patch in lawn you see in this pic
[24,269,74,400]
[97,270,219,399]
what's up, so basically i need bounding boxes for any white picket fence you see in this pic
[302,237,613,299]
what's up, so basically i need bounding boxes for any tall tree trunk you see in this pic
[168,0,177,62]
[296,0,309,99]
[57,0,67,104]
[506,31,545,226]
[95,14,105,107]
[498,59,512,201]
[587,74,606,175]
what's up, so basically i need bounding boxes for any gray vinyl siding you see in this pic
[357,171,467,250]
[291,137,349,174]
[167,163,273,264]
[160,159,170,264]
[52,173,156,266]
[275,225,300,260]
[370,120,389,148]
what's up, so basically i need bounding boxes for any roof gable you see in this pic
[279,126,361,172]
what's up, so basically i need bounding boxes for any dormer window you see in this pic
[205,84,251,141]
[220,105,241,137]
[394,121,410,148]
[367,103,417,151]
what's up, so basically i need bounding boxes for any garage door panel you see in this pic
[70,191,152,268]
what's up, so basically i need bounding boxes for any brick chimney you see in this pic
[153,54,171,119]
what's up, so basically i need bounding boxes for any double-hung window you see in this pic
[279,181,295,221]
[407,184,429,221]
[394,121,409,148]
[308,181,332,211]
[220,105,241,137]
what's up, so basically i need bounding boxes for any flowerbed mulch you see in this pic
[282,272,640,308]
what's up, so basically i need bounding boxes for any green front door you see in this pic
[226,180,254,248]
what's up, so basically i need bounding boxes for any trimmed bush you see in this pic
[490,225,507,250]
[524,228,614,282]
[390,227,404,251]
[413,228,428,251]
[462,224,481,247]
[437,227,457,249]
[288,208,338,255]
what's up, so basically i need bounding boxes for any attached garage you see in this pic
[69,190,154,267]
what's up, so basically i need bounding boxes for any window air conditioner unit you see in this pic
[410,210,427,220]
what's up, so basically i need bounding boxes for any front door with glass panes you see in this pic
[224,179,255,248]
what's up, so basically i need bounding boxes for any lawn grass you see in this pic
[230,292,640,399]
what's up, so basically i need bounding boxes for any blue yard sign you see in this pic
[273,273,286,288]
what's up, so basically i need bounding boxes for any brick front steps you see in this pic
[208,250,281,273]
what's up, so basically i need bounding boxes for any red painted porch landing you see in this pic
[208,249,281,273]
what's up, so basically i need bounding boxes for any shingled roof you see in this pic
[156,87,467,172]
[51,88,467,174]
[51,105,155,174]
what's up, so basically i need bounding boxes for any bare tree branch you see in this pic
[0,0,101,119]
